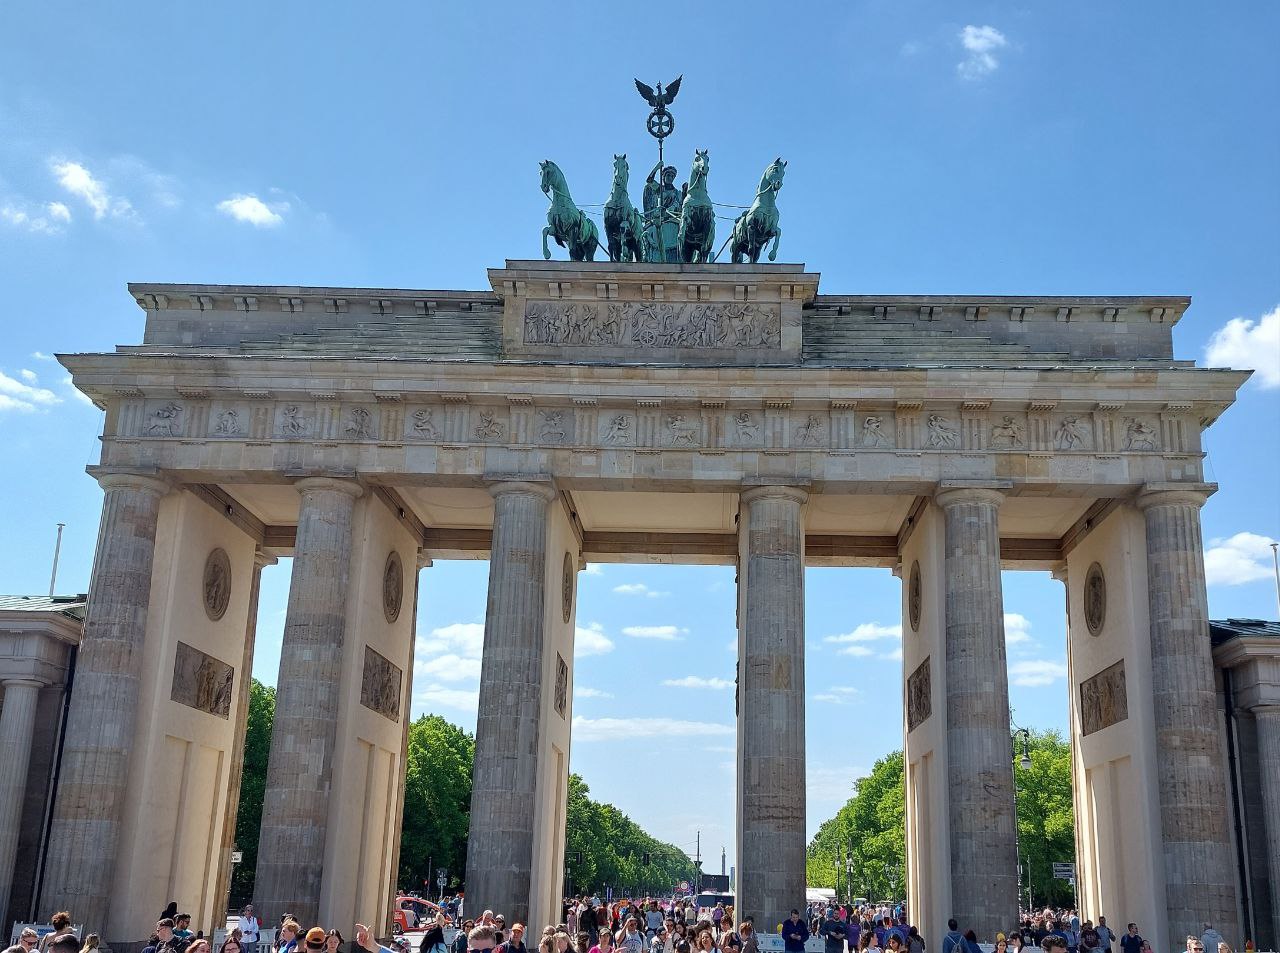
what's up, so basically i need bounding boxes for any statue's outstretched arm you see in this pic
[647,160,664,182]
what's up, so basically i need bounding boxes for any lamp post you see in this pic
[1011,717,1032,911]
[845,852,854,904]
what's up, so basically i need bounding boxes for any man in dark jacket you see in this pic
[784,911,810,953]
[820,910,846,953]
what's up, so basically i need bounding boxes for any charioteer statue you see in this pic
[539,75,787,265]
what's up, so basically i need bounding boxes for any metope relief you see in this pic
[1123,417,1158,451]
[990,415,1025,449]
[147,402,183,436]
[862,415,892,447]
[360,645,402,722]
[603,414,634,445]
[907,656,931,732]
[171,641,234,719]
[202,548,232,621]
[213,408,244,437]
[1080,659,1127,736]
[1055,415,1089,450]
[523,300,781,349]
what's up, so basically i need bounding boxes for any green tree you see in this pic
[399,714,476,892]
[806,732,1075,906]
[564,774,698,895]
[230,679,274,907]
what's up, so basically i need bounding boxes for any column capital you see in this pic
[88,466,171,496]
[740,483,810,506]
[1135,482,1217,511]
[487,479,557,502]
[1250,703,1280,717]
[934,481,1008,509]
[1,677,45,691]
[293,475,364,499]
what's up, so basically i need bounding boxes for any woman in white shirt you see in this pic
[238,907,261,953]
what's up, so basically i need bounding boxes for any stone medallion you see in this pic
[562,551,574,623]
[1084,562,1106,636]
[202,547,232,621]
[908,560,922,633]
[383,550,403,623]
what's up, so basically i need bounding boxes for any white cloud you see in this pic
[216,192,287,227]
[19,369,37,383]
[1,204,62,234]
[574,686,613,699]
[572,716,734,742]
[1204,532,1278,586]
[663,675,733,690]
[31,352,55,362]
[575,621,614,657]
[815,686,863,705]
[1008,659,1069,687]
[1004,613,1033,645]
[51,160,133,220]
[612,582,669,598]
[583,563,604,576]
[46,201,71,223]
[621,624,686,641]
[839,645,875,657]
[1205,306,1280,388]
[417,621,486,661]
[824,622,902,644]
[416,653,482,683]
[0,369,61,413]
[958,25,1008,79]
[414,686,479,711]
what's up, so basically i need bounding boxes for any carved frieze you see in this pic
[171,641,234,719]
[523,300,781,349]
[1080,659,1127,736]
[907,656,931,732]
[360,645,402,722]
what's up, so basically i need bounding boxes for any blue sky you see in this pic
[2,2,1278,873]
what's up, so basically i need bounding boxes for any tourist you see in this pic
[239,907,262,953]
[1117,928,1141,953]
[48,939,80,953]
[941,921,964,953]
[466,928,500,953]
[78,937,100,953]
[1095,921,1114,953]
[455,924,477,953]
[693,932,716,953]
[185,940,211,953]
[576,933,591,953]
[784,911,809,953]
[41,914,76,953]
[590,926,615,953]
[721,919,741,953]
[620,919,646,953]
[326,932,345,953]
[175,917,195,943]
[501,925,529,953]
[582,906,600,944]
[861,929,881,953]
[906,928,925,953]
[888,935,908,953]
[422,917,447,953]
[1042,938,1068,953]
[1201,927,1224,953]
[145,920,187,953]
[540,938,556,953]
[278,923,301,953]
[6,928,41,953]
[218,936,243,953]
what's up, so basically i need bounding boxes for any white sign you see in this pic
[755,934,824,953]
[231,850,243,864]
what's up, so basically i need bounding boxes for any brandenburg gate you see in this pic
[43,260,1248,951]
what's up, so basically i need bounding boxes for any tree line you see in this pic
[231,679,695,907]
[805,730,1076,907]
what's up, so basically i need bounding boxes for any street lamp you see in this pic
[845,852,854,903]
[1011,715,1033,911]
[1013,727,1032,770]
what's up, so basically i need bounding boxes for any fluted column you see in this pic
[936,485,1018,937]
[1137,486,1237,940]
[466,480,556,925]
[0,679,43,928]
[42,470,169,924]
[737,485,807,932]
[254,477,362,925]
[1254,706,1280,947]
[213,549,274,924]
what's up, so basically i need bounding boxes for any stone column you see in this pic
[254,477,362,925]
[0,679,42,929]
[466,480,556,925]
[1254,706,1280,946]
[212,550,274,923]
[1137,486,1237,939]
[935,485,1018,937]
[737,485,807,932]
[41,470,169,924]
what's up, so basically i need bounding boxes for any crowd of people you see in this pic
[1,897,1242,953]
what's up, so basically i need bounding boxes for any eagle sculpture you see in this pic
[634,75,682,109]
